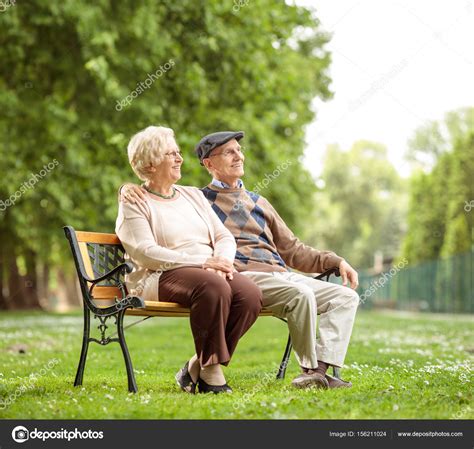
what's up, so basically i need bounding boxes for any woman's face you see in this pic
[152,138,183,183]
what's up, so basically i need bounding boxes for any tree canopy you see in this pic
[0,0,332,308]
[303,140,406,268]
[402,108,474,264]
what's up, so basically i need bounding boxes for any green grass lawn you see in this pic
[0,309,472,419]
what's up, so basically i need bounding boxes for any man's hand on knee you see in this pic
[339,260,359,289]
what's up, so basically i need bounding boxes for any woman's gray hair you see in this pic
[127,126,175,181]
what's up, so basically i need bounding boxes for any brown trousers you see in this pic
[159,267,262,367]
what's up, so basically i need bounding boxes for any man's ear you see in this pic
[202,158,213,173]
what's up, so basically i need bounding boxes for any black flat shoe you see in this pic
[197,377,233,394]
[175,361,197,394]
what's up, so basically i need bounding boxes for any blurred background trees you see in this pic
[303,140,406,268]
[402,108,474,263]
[0,1,472,311]
[0,0,332,309]
[303,108,474,271]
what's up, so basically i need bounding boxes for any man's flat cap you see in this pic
[194,131,244,165]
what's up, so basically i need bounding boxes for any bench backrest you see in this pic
[64,226,126,303]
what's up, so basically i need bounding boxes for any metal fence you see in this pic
[357,250,474,314]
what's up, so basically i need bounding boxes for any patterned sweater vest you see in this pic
[201,184,288,273]
[200,183,344,274]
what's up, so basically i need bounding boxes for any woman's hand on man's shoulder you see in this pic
[120,183,147,205]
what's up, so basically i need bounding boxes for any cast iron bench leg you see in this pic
[117,310,138,393]
[276,333,292,379]
[74,307,90,387]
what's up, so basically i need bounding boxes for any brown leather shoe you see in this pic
[291,371,329,389]
[325,374,352,388]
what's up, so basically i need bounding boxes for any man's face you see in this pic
[204,138,245,180]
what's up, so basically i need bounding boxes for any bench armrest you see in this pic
[87,262,135,311]
[86,262,145,316]
[85,262,134,285]
[314,267,340,281]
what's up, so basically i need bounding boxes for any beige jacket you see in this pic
[115,185,236,301]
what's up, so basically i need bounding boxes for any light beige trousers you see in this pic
[241,271,359,368]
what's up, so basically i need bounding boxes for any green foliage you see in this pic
[0,1,332,270]
[402,108,474,264]
[441,132,474,257]
[406,107,474,170]
[303,140,406,268]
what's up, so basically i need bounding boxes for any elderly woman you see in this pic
[115,126,262,394]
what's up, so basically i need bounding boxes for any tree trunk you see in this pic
[7,251,28,309]
[57,268,81,311]
[1,210,41,309]
[37,262,50,308]
[23,249,42,310]
[0,241,6,310]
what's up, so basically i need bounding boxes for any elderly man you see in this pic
[121,131,360,389]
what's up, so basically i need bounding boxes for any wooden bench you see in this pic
[63,226,340,392]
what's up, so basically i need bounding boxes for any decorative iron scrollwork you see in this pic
[92,314,118,345]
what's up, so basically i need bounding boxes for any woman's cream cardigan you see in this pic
[115,185,236,301]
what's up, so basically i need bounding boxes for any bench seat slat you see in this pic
[124,302,275,317]
[92,296,275,317]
